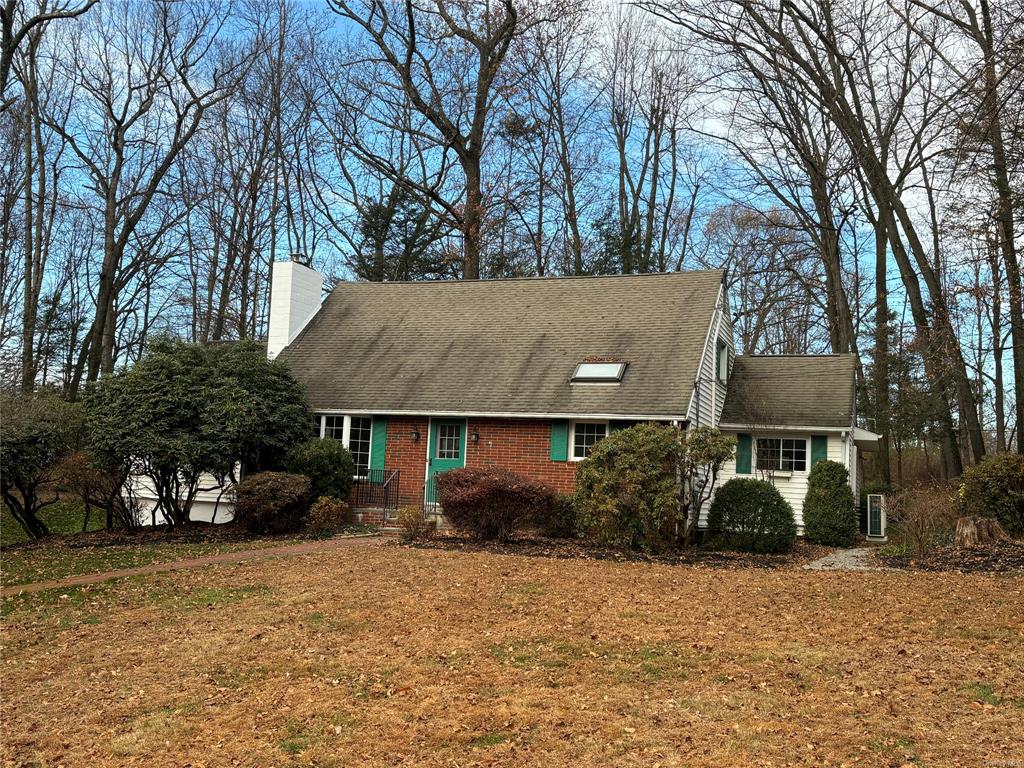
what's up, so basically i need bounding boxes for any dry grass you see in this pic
[2,542,1022,767]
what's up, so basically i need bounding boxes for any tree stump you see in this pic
[954,516,1009,548]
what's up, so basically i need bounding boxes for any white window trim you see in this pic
[318,413,373,478]
[754,435,809,474]
[569,419,609,462]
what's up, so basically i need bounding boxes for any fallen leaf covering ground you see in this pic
[2,544,1022,767]
[875,540,1024,574]
[411,534,835,569]
[0,524,376,586]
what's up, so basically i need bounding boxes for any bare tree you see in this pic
[0,0,94,111]
[37,0,253,392]
[326,0,528,279]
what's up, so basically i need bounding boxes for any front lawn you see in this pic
[0,538,295,586]
[0,499,105,546]
[2,544,1021,766]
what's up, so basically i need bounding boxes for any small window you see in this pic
[756,438,807,472]
[572,362,627,383]
[437,423,461,459]
[349,416,372,476]
[572,421,607,459]
[716,341,728,382]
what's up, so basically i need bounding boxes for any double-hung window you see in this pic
[572,421,607,459]
[756,437,806,472]
[320,414,373,477]
[348,417,372,476]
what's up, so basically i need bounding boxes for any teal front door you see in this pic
[425,419,467,507]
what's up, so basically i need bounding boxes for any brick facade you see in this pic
[465,417,579,492]
[370,416,580,517]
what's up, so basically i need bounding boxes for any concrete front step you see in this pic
[355,508,451,532]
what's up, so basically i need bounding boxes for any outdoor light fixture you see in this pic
[410,428,420,441]
[470,429,480,443]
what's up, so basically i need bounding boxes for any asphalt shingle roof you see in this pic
[719,354,858,428]
[278,270,725,418]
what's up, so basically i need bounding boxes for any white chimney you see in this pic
[267,256,323,359]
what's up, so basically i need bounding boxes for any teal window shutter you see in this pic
[736,433,752,474]
[550,420,569,461]
[811,435,828,466]
[370,417,387,471]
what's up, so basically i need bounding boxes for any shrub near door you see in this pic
[435,468,556,541]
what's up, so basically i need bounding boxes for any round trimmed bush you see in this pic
[285,438,355,502]
[573,423,681,552]
[435,467,556,541]
[706,478,797,553]
[233,471,312,534]
[957,452,1024,536]
[802,460,858,546]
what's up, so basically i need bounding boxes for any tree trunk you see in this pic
[873,218,891,485]
[954,516,1008,548]
[462,156,482,280]
[977,0,1024,453]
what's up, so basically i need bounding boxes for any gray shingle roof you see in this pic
[719,354,858,428]
[278,270,725,418]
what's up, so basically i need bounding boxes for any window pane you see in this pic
[437,423,461,459]
[349,417,372,476]
[572,362,626,382]
[324,416,345,441]
[757,438,806,471]
[573,422,607,458]
[756,438,780,470]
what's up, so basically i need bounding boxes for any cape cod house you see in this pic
[269,257,879,529]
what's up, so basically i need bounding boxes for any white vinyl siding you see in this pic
[688,284,734,427]
[702,430,851,531]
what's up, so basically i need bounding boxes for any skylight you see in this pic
[571,361,627,383]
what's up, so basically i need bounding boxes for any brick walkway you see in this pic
[1,534,385,597]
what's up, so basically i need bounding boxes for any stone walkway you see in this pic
[1,534,384,597]
[803,547,895,572]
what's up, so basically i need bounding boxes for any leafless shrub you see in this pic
[887,484,957,556]
[397,505,435,543]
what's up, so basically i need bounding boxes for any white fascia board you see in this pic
[717,422,849,433]
[311,408,691,422]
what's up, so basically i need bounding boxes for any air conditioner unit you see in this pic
[866,493,887,540]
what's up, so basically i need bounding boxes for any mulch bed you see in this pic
[403,534,834,569]
[874,540,1024,573]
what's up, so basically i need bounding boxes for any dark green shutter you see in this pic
[811,435,828,466]
[736,433,752,474]
[550,420,569,461]
[370,417,387,471]
[609,420,632,433]
[716,343,723,380]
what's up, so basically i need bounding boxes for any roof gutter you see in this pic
[313,408,693,422]
[717,422,855,433]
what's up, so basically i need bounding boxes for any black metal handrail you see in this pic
[350,468,401,518]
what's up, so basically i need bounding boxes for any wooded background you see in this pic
[1,0,1020,484]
